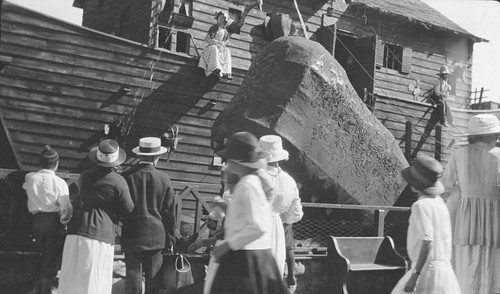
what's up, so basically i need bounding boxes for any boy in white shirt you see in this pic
[23,145,72,294]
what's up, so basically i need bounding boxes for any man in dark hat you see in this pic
[23,145,73,294]
[121,137,176,294]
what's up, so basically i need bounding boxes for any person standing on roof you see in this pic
[432,65,455,127]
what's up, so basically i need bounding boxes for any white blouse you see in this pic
[224,174,272,251]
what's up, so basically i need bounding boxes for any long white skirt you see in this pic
[391,262,461,294]
[454,244,500,294]
[58,235,115,294]
[270,214,286,277]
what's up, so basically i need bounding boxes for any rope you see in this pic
[292,0,309,39]
[329,25,462,157]
[125,10,175,136]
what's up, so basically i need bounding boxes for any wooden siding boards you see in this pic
[372,96,466,164]
[0,2,246,199]
[1,1,481,201]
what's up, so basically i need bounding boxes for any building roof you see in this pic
[352,0,487,42]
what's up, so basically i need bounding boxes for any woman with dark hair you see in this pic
[442,114,500,294]
[198,2,261,80]
[207,132,288,294]
[58,139,134,294]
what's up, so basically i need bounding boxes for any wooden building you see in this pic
[61,0,489,164]
[0,2,491,293]
[0,0,485,200]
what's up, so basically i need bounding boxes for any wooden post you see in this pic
[435,125,442,162]
[405,121,412,161]
[371,94,377,110]
[479,87,484,109]
[373,209,386,237]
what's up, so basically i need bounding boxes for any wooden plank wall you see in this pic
[372,96,468,164]
[161,0,342,70]
[350,12,473,104]
[81,0,153,45]
[0,2,240,198]
[1,1,479,197]
[331,8,474,162]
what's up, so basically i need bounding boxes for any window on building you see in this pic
[158,27,173,50]
[375,36,412,74]
[118,7,130,37]
[161,0,174,12]
[383,43,403,71]
[176,0,193,54]
[228,8,242,35]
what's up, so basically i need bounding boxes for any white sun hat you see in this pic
[132,137,168,156]
[466,114,500,136]
[259,135,289,163]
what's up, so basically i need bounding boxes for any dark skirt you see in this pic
[210,249,288,294]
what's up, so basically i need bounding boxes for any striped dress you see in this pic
[441,142,500,294]
[198,25,232,77]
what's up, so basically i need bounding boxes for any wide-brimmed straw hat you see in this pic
[132,137,168,156]
[465,114,500,136]
[259,135,289,163]
[216,132,269,169]
[401,156,444,195]
[88,139,127,167]
[437,65,451,75]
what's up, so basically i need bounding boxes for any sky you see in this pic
[421,0,500,103]
[10,0,500,103]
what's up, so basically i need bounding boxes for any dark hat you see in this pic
[40,145,59,166]
[216,132,269,169]
[401,156,445,195]
[88,139,127,167]
[437,65,451,75]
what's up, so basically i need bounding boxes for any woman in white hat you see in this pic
[259,135,303,293]
[58,139,134,294]
[432,65,454,127]
[441,114,500,294]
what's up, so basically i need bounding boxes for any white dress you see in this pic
[267,166,302,276]
[441,143,500,294]
[58,235,115,294]
[391,196,460,294]
[198,25,232,77]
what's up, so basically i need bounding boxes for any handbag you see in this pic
[160,253,194,294]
